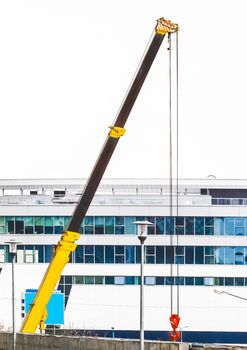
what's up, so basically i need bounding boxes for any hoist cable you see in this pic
[175,31,180,316]
[168,32,173,315]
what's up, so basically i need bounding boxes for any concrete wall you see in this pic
[0,332,190,350]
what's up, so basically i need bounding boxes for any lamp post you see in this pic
[4,239,22,350]
[133,220,153,350]
[214,289,247,302]
[178,325,188,343]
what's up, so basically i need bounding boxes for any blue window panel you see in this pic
[85,255,94,263]
[176,227,184,235]
[156,246,164,264]
[136,246,141,264]
[195,217,204,235]
[114,276,125,285]
[215,247,225,264]
[166,246,174,264]
[115,246,124,254]
[115,255,124,264]
[146,256,155,264]
[115,226,124,235]
[235,227,244,236]
[235,277,244,286]
[25,226,34,234]
[175,256,184,264]
[235,247,244,265]
[147,226,155,235]
[166,217,174,235]
[45,245,53,263]
[165,277,174,285]
[54,226,63,235]
[84,216,94,225]
[205,227,214,235]
[84,226,94,235]
[85,246,94,254]
[105,217,114,234]
[75,246,84,263]
[95,246,104,263]
[125,246,135,264]
[105,246,114,263]
[245,248,247,264]
[156,217,164,235]
[95,217,104,235]
[105,276,114,284]
[185,246,194,264]
[126,276,135,285]
[215,218,224,235]
[45,226,53,234]
[156,277,164,285]
[185,217,194,235]
[195,247,204,264]
[195,277,203,285]
[185,277,194,285]
[205,217,214,226]
[175,277,184,285]
[125,217,136,235]
[145,276,155,285]
[225,277,234,286]
[115,217,124,225]
[225,218,234,235]
[35,245,44,263]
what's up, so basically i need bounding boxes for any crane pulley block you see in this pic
[108,126,126,139]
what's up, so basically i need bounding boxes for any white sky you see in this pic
[0,0,247,180]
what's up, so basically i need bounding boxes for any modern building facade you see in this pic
[0,178,247,343]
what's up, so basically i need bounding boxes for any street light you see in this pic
[178,325,188,343]
[133,220,153,350]
[4,239,22,350]
[214,289,247,302]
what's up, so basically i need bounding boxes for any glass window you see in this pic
[115,276,125,285]
[166,217,174,235]
[175,277,184,285]
[145,276,155,285]
[235,247,244,265]
[84,217,94,225]
[105,276,114,284]
[204,277,214,286]
[195,217,204,235]
[225,218,234,235]
[225,277,234,286]
[185,277,194,285]
[85,276,94,284]
[75,246,84,263]
[95,246,104,263]
[225,247,234,264]
[45,217,53,226]
[195,277,203,285]
[115,217,124,225]
[165,277,174,285]
[205,217,214,226]
[166,246,174,264]
[105,217,114,234]
[125,246,135,264]
[235,277,244,286]
[156,217,164,235]
[115,226,124,235]
[215,277,224,286]
[215,218,224,235]
[74,276,84,284]
[84,226,94,235]
[44,245,53,262]
[215,247,225,264]
[95,217,104,234]
[125,217,136,235]
[156,277,164,285]
[105,245,114,264]
[195,247,204,264]
[126,276,135,285]
[185,217,194,235]
[185,246,194,264]
[235,227,244,236]
[156,246,164,264]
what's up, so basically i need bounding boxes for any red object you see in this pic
[169,314,181,341]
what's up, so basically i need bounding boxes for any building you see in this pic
[0,178,247,343]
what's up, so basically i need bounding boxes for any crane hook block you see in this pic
[108,126,126,139]
[155,18,179,35]
[169,313,181,342]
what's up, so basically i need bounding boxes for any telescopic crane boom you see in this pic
[20,17,179,334]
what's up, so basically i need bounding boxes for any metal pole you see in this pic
[11,253,16,350]
[138,234,147,350]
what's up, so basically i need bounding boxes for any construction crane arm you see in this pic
[20,17,178,334]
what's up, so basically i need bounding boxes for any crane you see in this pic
[20,17,179,334]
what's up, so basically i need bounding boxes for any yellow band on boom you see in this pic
[155,18,179,35]
[108,126,126,139]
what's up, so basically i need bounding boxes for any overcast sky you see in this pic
[0,0,247,180]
